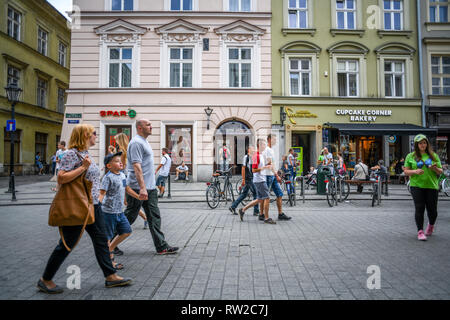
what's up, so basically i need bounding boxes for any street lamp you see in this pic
[5,83,22,201]
[204,106,213,130]
[280,106,287,126]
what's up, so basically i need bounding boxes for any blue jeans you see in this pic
[266,175,284,198]
[102,211,132,241]
[231,180,259,214]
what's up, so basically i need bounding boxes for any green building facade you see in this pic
[0,0,70,175]
[272,0,428,172]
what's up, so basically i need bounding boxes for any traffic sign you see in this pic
[68,120,80,124]
[6,120,16,132]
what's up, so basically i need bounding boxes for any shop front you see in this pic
[427,107,450,166]
[274,103,431,175]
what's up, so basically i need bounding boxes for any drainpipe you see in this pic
[417,0,426,128]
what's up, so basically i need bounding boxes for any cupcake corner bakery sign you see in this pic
[336,109,392,122]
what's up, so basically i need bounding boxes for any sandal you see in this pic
[110,252,124,270]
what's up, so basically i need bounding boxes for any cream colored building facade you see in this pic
[64,0,273,181]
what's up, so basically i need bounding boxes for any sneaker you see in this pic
[425,224,434,236]
[278,213,292,221]
[143,221,148,229]
[229,207,237,215]
[158,193,164,198]
[113,247,124,256]
[174,177,179,181]
[418,230,427,241]
[157,246,179,255]
[264,218,276,224]
[239,208,245,221]
[258,214,265,221]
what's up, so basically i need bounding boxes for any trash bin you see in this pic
[317,165,331,195]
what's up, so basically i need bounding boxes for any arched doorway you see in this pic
[214,119,254,175]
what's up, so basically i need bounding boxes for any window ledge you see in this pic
[428,95,450,99]
[377,30,413,38]
[282,28,316,36]
[330,29,365,37]
[425,22,450,26]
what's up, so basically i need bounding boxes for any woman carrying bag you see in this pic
[38,124,132,294]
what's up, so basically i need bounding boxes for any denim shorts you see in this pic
[102,211,132,241]
[254,181,270,200]
[266,175,284,197]
[156,175,168,187]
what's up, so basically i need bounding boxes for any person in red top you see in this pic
[238,139,276,224]
[219,143,231,172]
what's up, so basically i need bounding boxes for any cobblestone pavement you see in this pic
[0,199,449,300]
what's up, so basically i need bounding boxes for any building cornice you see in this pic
[69,11,272,19]
[67,88,272,94]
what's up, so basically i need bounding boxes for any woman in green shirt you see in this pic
[404,134,443,241]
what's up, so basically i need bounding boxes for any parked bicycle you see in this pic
[407,168,450,197]
[370,169,382,207]
[324,165,350,207]
[206,167,235,209]
[281,171,296,207]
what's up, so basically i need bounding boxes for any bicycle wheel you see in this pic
[341,180,350,200]
[442,178,450,197]
[326,182,335,207]
[206,185,220,209]
[227,181,235,204]
[235,178,243,195]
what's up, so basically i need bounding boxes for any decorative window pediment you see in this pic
[327,41,369,55]
[279,41,321,56]
[215,20,265,42]
[95,19,146,43]
[374,42,415,58]
[155,19,207,42]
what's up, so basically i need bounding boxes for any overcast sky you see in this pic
[47,0,72,21]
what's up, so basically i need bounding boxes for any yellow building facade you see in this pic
[0,0,70,175]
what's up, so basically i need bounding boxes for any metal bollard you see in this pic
[167,173,172,199]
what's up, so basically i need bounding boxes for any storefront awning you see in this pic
[326,123,437,136]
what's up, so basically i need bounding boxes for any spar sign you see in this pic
[100,108,137,118]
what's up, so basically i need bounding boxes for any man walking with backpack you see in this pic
[229,146,260,216]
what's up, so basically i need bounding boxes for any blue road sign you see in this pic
[68,120,80,124]
[6,120,16,132]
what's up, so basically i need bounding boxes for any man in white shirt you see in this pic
[55,141,67,175]
[175,161,189,181]
[155,148,171,198]
[264,134,291,221]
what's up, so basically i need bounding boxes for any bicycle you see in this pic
[370,169,382,207]
[407,169,450,197]
[206,167,235,209]
[281,172,296,207]
[324,172,338,207]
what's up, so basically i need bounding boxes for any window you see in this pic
[35,132,48,165]
[384,61,404,97]
[169,48,193,87]
[171,0,192,10]
[337,60,358,97]
[109,48,132,88]
[289,59,311,96]
[336,0,356,29]
[228,48,252,88]
[383,0,403,30]
[7,66,20,86]
[7,6,21,41]
[38,28,48,56]
[430,0,449,22]
[37,78,48,108]
[112,0,133,10]
[58,42,67,67]
[288,0,308,28]
[431,56,450,95]
[229,0,251,11]
[57,88,66,113]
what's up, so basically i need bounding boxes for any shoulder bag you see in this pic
[48,152,95,252]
